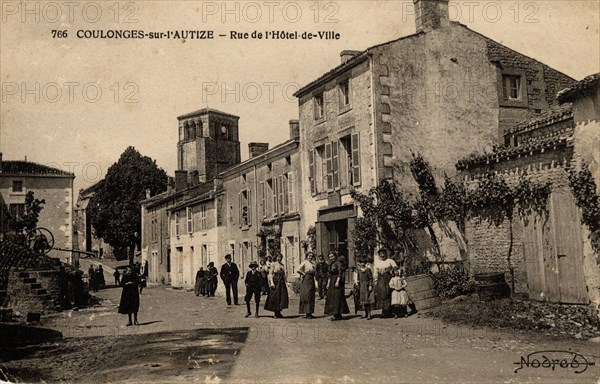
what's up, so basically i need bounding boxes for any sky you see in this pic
[1,0,598,192]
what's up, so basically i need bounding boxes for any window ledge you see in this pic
[338,105,353,116]
[314,116,326,126]
[499,99,528,108]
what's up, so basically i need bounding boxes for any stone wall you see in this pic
[7,269,61,314]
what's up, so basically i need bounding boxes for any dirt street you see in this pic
[2,263,599,383]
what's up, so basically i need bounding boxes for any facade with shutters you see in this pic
[295,0,575,271]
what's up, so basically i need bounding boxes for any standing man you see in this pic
[316,254,329,300]
[220,254,240,305]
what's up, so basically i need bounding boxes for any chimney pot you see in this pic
[340,50,362,64]
[174,170,188,192]
[413,0,449,33]
[248,143,269,159]
[289,120,300,140]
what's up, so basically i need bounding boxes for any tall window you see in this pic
[174,212,180,236]
[314,93,324,119]
[186,207,193,234]
[287,172,296,212]
[151,219,158,243]
[9,204,24,220]
[200,205,207,231]
[239,190,252,226]
[12,180,23,193]
[503,75,521,100]
[339,80,351,108]
[309,133,361,194]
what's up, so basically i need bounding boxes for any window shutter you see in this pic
[278,175,284,215]
[238,192,242,227]
[325,142,333,192]
[351,133,361,186]
[308,149,316,195]
[332,140,339,189]
[248,189,252,225]
[283,174,289,213]
[260,182,265,218]
[288,171,295,212]
[272,179,278,216]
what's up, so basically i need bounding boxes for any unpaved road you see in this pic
[1,262,599,383]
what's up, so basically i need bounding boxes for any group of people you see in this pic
[193,262,220,297]
[190,247,416,321]
[87,265,106,292]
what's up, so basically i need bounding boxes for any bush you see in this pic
[430,267,474,299]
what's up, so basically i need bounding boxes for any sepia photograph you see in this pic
[0,0,599,382]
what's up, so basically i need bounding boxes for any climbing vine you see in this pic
[568,165,600,257]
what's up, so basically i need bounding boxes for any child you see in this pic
[244,261,263,318]
[356,260,374,320]
[389,267,408,319]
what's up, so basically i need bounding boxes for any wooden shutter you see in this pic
[288,171,295,212]
[238,192,242,227]
[277,175,284,215]
[248,189,253,225]
[272,179,278,216]
[308,149,316,195]
[261,182,266,218]
[283,174,289,213]
[325,143,333,192]
[351,133,361,186]
[332,140,339,189]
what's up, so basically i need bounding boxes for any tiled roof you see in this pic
[1,161,74,177]
[456,135,571,170]
[177,108,240,120]
[557,73,600,103]
[504,105,573,136]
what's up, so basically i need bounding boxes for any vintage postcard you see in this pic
[0,0,599,383]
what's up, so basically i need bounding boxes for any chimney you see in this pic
[413,0,449,33]
[340,50,361,64]
[167,176,175,193]
[145,189,151,199]
[248,143,269,159]
[174,170,188,191]
[189,170,200,187]
[289,120,300,140]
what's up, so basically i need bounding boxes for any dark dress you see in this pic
[118,273,140,314]
[194,270,206,295]
[264,263,289,312]
[324,261,350,315]
[358,268,375,306]
[374,273,393,311]
[298,265,316,314]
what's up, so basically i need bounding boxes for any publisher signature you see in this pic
[514,350,596,374]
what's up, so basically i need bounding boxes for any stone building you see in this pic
[456,73,600,306]
[219,120,302,278]
[294,0,575,270]
[141,110,303,288]
[0,154,75,259]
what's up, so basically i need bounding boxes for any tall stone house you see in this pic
[141,110,302,289]
[295,0,575,271]
[0,154,75,260]
[457,73,600,306]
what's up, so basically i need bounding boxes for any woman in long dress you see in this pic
[324,253,350,321]
[264,254,289,318]
[373,248,397,318]
[297,252,317,319]
[118,266,140,326]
